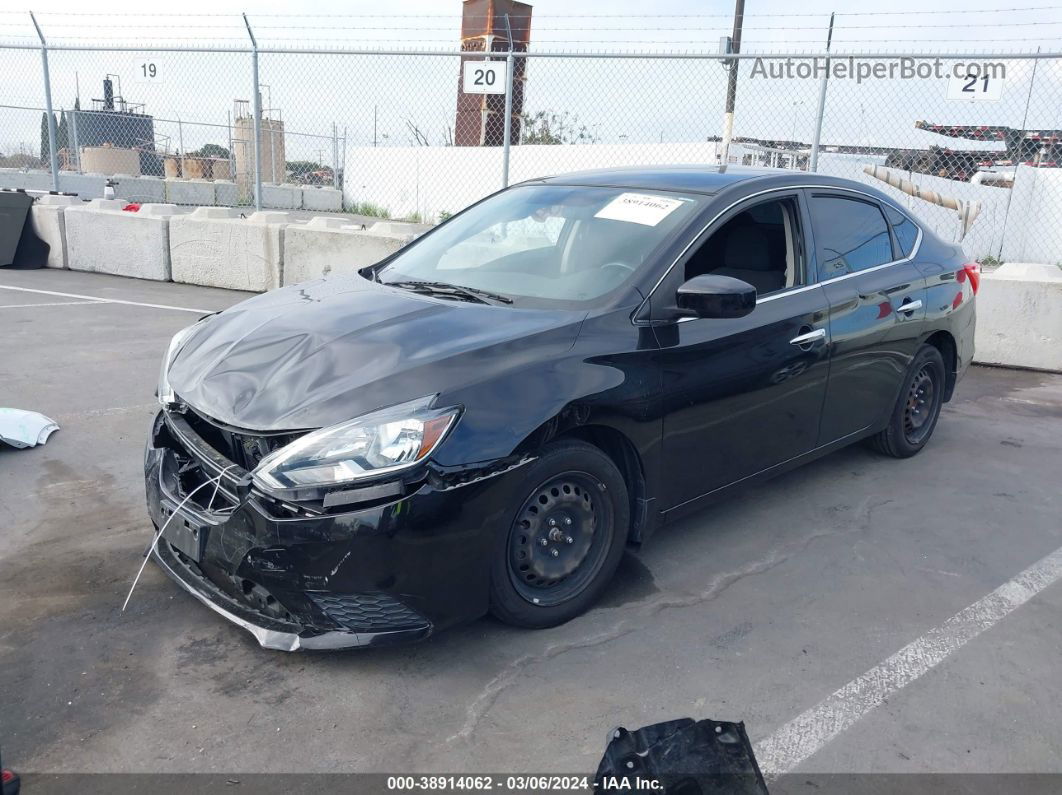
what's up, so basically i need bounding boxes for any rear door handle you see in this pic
[790,328,826,346]
[895,299,923,315]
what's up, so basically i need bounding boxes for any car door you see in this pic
[649,190,831,511]
[806,190,929,444]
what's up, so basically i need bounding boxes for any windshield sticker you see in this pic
[594,193,686,226]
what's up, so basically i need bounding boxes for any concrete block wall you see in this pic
[169,208,296,291]
[301,186,343,212]
[215,180,238,207]
[28,194,78,269]
[0,169,27,189]
[165,178,216,206]
[115,175,166,204]
[64,200,180,281]
[56,172,107,197]
[281,218,422,285]
[974,263,1062,372]
[262,183,300,210]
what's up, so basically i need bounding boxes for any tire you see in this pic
[868,344,946,458]
[489,439,630,629]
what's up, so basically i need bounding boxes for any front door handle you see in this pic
[895,299,923,316]
[790,328,826,346]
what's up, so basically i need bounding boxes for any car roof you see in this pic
[526,165,864,197]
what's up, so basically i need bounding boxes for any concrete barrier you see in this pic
[170,208,296,292]
[366,220,434,237]
[22,171,53,192]
[56,172,107,198]
[214,180,238,207]
[974,262,1062,373]
[28,194,79,268]
[65,201,180,281]
[281,217,420,286]
[262,183,300,210]
[0,169,27,189]
[116,175,167,204]
[301,186,343,212]
[165,178,216,206]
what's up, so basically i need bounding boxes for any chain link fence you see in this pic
[0,13,1059,262]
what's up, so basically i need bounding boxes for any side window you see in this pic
[884,205,920,259]
[809,195,893,277]
[683,198,803,298]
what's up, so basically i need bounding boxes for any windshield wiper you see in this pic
[383,279,513,305]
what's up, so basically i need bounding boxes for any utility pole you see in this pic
[719,0,745,167]
[243,12,263,210]
[30,12,60,191]
[809,12,835,172]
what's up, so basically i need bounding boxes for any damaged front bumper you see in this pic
[144,408,531,651]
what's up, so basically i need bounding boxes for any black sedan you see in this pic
[144,166,978,650]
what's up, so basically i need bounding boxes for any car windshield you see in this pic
[375,184,702,307]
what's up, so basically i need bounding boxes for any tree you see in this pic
[520,110,599,145]
[57,111,69,152]
[40,112,49,161]
[191,143,230,159]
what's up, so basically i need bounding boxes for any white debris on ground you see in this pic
[0,409,60,448]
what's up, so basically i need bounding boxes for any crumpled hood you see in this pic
[168,275,583,431]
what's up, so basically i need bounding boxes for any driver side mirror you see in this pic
[676,274,757,319]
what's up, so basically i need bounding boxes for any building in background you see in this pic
[233,98,286,202]
[455,0,532,147]
[71,77,161,176]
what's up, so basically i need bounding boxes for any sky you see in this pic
[5,0,1061,51]
[0,1,1059,164]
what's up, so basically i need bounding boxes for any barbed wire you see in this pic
[9,4,1061,18]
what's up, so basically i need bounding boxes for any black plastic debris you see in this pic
[594,718,769,795]
[0,189,38,268]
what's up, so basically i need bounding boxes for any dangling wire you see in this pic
[121,463,238,612]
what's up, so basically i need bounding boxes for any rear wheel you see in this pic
[869,344,946,458]
[489,440,629,628]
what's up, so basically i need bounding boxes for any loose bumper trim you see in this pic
[153,540,431,651]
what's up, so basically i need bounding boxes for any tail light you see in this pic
[957,262,981,294]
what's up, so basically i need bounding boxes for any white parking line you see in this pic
[754,544,1062,778]
[0,300,106,309]
[0,285,212,314]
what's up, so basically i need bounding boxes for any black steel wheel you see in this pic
[869,344,946,458]
[903,363,937,445]
[507,471,612,607]
[490,440,629,628]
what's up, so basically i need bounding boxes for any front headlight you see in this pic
[157,320,208,407]
[252,396,460,490]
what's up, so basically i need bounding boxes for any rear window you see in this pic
[809,195,894,276]
[884,205,920,258]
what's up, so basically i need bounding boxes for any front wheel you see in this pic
[869,344,946,458]
[489,440,629,629]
